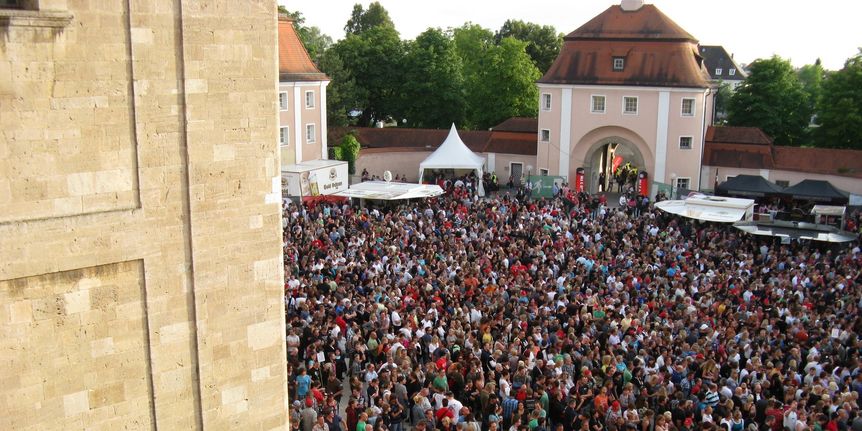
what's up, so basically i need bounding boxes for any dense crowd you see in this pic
[284,190,862,431]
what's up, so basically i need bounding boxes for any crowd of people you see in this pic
[283,189,862,431]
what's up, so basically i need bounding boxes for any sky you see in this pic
[280,0,862,71]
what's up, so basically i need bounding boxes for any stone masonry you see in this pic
[0,1,287,429]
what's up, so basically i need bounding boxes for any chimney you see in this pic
[621,0,644,11]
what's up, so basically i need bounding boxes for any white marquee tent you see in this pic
[419,124,486,196]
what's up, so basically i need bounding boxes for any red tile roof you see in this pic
[539,5,711,88]
[330,125,537,157]
[704,126,862,179]
[492,117,538,134]
[278,16,328,82]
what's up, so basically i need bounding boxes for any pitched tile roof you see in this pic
[491,117,538,134]
[698,45,747,81]
[330,124,538,157]
[278,16,328,82]
[539,4,711,88]
[704,126,862,179]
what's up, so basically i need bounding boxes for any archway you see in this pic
[583,137,649,195]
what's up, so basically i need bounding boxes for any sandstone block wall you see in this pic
[0,1,287,429]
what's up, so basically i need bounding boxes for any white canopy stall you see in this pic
[418,124,486,196]
[335,181,444,201]
[654,193,755,223]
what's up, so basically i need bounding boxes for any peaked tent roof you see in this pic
[419,124,485,170]
[278,16,329,82]
[780,180,849,202]
[716,175,784,197]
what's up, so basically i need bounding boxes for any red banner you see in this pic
[575,168,585,193]
[638,171,648,197]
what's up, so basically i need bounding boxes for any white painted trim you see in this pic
[680,97,695,117]
[487,152,496,173]
[541,93,552,111]
[678,135,693,150]
[540,129,550,142]
[590,94,606,114]
[279,81,327,88]
[293,86,302,162]
[279,92,289,111]
[759,169,769,180]
[305,123,316,144]
[510,161,524,178]
[675,177,692,189]
[320,82,328,159]
[559,88,573,176]
[279,126,289,145]
[622,95,638,115]
[304,90,315,109]
[537,83,710,93]
[654,91,670,183]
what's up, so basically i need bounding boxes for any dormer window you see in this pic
[613,57,625,71]
[715,68,723,76]
[729,69,736,76]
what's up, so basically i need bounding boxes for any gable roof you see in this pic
[781,180,849,201]
[698,45,747,81]
[565,4,695,41]
[716,174,784,197]
[539,4,711,88]
[278,16,328,82]
[492,117,538,134]
[704,126,862,179]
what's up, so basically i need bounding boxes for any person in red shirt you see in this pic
[435,398,455,422]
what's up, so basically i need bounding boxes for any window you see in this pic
[279,92,288,111]
[540,129,550,142]
[715,68,723,76]
[541,93,552,111]
[613,57,625,71]
[681,98,695,116]
[1,0,22,8]
[675,178,690,190]
[539,169,549,176]
[776,180,790,188]
[729,69,736,76]
[623,96,638,115]
[305,90,315,109]
[305,124,316,144]
[591,95,606,113]
[280,126,289,145]
[679,136,692,150]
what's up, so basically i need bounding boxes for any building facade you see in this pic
[1,1,288,429]
[537,0,714,195]
[278,16,329,167]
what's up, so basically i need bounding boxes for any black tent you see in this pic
[716,175,784,197]
[780,179,849,204]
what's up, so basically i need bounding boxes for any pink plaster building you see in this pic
[278,16,330,167]
[537,0,713,194]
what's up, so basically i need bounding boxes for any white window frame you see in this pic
[540,129,550,142]
[591,95,606,114]
[613,57,625,71]
[280,126,289,145]
[675,177,691,190]
[305,123,316,144]
[622,96,638,115]
[729,69,736,76]
[279,92,288,111]
[305,90,315,109]
[541,93,552,111]
[681,98,695,117]
[775,180,790,188]
[678,136,693,150]
[715,68,723,76]
[539,168,549,176]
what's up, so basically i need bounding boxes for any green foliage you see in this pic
[454,24,540,129]
[318,49,361,127]
[278,7,332,64]
[727,56,812,146]
[495,19,562,74]
[797,59,825,119]
[335,134,361,175]
[398,28,467,128]
[712,82,733,125]
[815,52,862,149]
[344,2,395,36]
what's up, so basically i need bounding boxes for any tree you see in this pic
[344,2,395,36]
[454,24,541,129]
[278,7,332,64]
[712,82,733,125]
[318,49,362,127]
[495,19,562,74]
[797,59,825,122]
[398,28,467,128]
[815,51,862,149]
[333,133,361,174]
[727,56,811,146]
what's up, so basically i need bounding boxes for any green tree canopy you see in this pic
[318,49,362,127]
[815,51,862,149]
[495,19,562,74]
[344,2,396,36]
[277,7,332,63]
[398,28,467,128]
[727,56,811,146]
[797,59,825,121]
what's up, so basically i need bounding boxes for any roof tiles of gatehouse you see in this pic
[278,15,329,82]
[539,4,711,88]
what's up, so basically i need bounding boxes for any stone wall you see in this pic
[0,1,287,430]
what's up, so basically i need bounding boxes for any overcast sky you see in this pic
[280,0,861,71]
